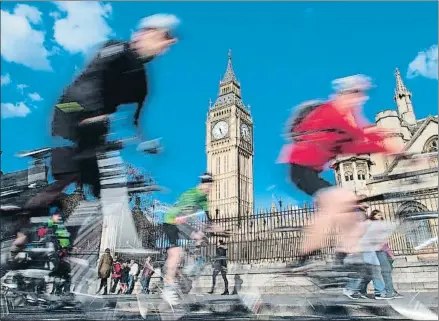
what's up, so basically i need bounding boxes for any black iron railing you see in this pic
[145,191,438,264]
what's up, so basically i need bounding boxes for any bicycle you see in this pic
[252,153,438,320]
[1,115,165,319]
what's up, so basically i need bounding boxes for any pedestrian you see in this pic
[232,274,243,295]
[208,240,229,295]
[343,207,387,300]
[110,258,122,294]
[118,262,130,294]
[126,259,139,294]
[140,256,155,294]
[97,248,113,295]
[360,210,403,299]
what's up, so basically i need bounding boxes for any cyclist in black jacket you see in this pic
[26,14,179,211]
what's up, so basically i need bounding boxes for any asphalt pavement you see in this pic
[1,292,437,321]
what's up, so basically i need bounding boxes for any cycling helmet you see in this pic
[332,74,372,94]
[137,13,180,33]
[200,172,213,184]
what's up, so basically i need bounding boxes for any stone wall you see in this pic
[391,254,438,292]
[150,254,438,295]
[83,254,438,296]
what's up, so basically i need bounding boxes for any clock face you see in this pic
[212,121,229,140]
[241,124,251,142]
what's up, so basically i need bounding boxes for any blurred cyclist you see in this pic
[161,173,213,305]
[279,75,404,268]
[12,14,178,249]
[26,13,179,214]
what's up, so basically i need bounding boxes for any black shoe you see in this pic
[207,290,214,294]
[334,252,347,265]
[221,290,229,295]
[343,290,361,300]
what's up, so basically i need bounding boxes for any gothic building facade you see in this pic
[332,69,438,198]
[332,69,438,253]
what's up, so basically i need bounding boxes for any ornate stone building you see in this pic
[332,68,438,197]
[206,50,254,219]
[332,69,438,254]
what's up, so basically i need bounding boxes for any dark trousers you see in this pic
[110,278,120,293]
[210,266,229,292]
[98,278,108,294]
[140,276,151,294]
[28,120,108,212]
[25,174,78,211]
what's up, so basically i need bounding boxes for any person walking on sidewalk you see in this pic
[118,261,130,294]
[97,248,113,295]
[140,256,155,294]
[110,258,122,294]
[208,240,229,295]
[127,259,139,294]
[360,210,403,299]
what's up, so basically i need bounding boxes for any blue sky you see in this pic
[1,2,438,210]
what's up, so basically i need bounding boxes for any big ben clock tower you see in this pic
[206,50,254,220]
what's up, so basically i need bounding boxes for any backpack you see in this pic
[285,100,324,141]
[113,262,121,274]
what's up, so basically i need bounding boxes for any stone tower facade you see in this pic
[206,50,254,219]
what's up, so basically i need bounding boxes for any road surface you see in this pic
[1,292,437,320]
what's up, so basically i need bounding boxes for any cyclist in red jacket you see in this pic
[279,75,404,267]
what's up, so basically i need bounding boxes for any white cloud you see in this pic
[1,102,31,119]
[28,92,43,101]
[1,73,11,86]
[407,44,438,80]
[14,3,42,24]
[1,4,52,71]
[49,11,61,20]
[17,84,28,93]
[52,2,113,54]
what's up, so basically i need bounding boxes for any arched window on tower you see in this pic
[397,201,434,252]
[337,174,342,186]
[344,171,354,181]
[423,135,438,168]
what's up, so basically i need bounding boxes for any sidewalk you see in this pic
[77,291,438,311]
